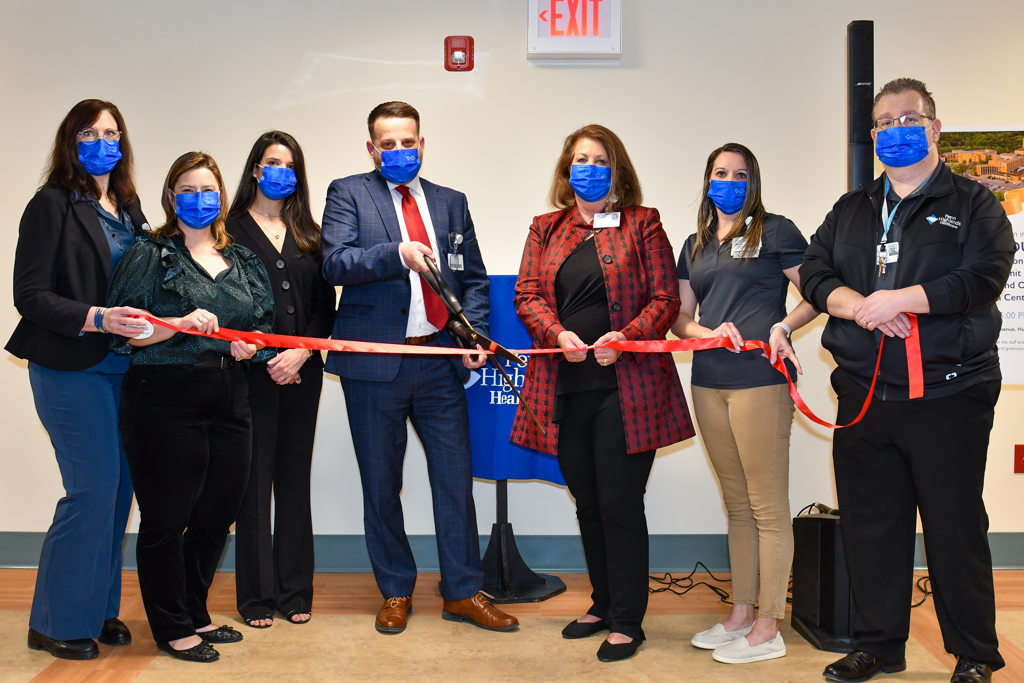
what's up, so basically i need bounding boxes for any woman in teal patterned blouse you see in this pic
[107,151,274,663]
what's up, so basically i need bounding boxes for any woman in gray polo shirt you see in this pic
[671,143,817,665]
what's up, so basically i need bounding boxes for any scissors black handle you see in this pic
[423,255,463,316]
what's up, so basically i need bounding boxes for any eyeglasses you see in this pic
[77,129,122,142]
[872,113,931,130]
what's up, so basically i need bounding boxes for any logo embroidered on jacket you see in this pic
[926,214,961,229]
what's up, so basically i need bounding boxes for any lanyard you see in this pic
[880,175,927,244]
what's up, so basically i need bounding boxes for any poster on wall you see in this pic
[940,129,1024,384]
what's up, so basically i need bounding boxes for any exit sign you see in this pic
[527,0,622,59]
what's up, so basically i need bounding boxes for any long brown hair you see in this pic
[691,143,765,262]
[43,99,138,206]
[228,131,321,253]
[548,124,642,211]
[156,152,231,250]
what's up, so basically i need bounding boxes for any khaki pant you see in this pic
[691,383,794,620]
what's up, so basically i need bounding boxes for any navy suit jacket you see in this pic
[321,170,489,383]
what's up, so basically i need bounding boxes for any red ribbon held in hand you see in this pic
[143,312,924,430]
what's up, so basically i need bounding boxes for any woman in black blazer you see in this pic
[226,131,335,628]
[6,99,149,660]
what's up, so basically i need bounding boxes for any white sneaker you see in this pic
[690,622,754,649]
[711,632,786,664]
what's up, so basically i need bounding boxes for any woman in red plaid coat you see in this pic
[511,124,694,663]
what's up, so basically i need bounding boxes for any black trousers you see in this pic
[832,371,1003,670]
[557,389,654,641]
[234,358,322,619]
[121,364,252,643]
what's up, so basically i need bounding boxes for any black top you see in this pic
[800,164,1014,399]
[107,233,276,365]
[555,237,617,394]
[678,213,807,389]
[227,212,336,345]
[6,186,148,370]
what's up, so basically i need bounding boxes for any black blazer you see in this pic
[226,212,336,346]
[6,186,149,370]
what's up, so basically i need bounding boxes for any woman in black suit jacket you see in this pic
[6,99,149,660]
[226,131,335,627]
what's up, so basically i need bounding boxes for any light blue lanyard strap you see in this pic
[880,175,928,244]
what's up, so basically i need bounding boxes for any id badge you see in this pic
[876,241,899,264]
[448,253,464,271]
[593,212,621,228]
[730,236,762,258]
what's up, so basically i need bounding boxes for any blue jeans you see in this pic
[28,353,133,640]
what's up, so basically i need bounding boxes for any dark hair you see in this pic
[549,124,641,211]
[157,151,231,250]
[43,99,138,206]
[367,101,420,140]
[872,77,936,120]
[691,143,766,262]
[228,131,321,253]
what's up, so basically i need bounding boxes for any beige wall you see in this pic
[2,0,1022,539]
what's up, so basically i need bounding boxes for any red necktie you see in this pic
[395,185,448,331]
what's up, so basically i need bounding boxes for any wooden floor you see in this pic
[2,569,1022,681]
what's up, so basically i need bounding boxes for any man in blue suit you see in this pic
[322,101,518,635]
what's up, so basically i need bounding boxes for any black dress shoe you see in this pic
[596,637,642,662]
[824,650,907,682]
[98,618,131,646]
[562,618,609,639]
[157,640,220,662]
[951,656,993,682]
[197,625,243,644]
[27,628,98,660]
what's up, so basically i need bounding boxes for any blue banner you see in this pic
[466,275,565,485]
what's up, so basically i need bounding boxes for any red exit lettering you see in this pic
[539,0,603,37]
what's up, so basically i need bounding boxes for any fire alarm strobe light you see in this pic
[444,36,474,72]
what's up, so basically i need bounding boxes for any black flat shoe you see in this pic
[951,655,993,682]
[27,628,98,660]
[824,650,907,682]
[197,625,243,644]
[98,617,131,646]
[597,637,642,662]
[561,618,609,639]
[157,640,219,663]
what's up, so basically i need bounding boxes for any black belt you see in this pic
[192,357,238,369]
[405,332,439,345]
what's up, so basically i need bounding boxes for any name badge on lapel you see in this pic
[593,212,621,229]
[448,232,464,271]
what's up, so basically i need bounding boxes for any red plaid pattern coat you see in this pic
[510,204,694,456]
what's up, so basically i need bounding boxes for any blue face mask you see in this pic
[175,191,221,230]
[707,179,747,215]
[377,147,421,184]
[875,125,930,168]
[257,165,297,200]
[569,164,612,203]
[78,139,122,176]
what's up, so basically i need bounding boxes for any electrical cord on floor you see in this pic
[911,575,932,608]
[649,561,733,604]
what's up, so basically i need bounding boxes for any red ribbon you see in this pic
[143,312,923,429]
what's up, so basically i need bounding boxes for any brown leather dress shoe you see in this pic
[442,592,518,632]
[375,596,412,634]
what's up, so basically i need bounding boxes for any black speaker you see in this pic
[848,20,874,191]
[791,512,856,652]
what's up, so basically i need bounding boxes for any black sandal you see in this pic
[285,610,311,625]
[241,614,273,629]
